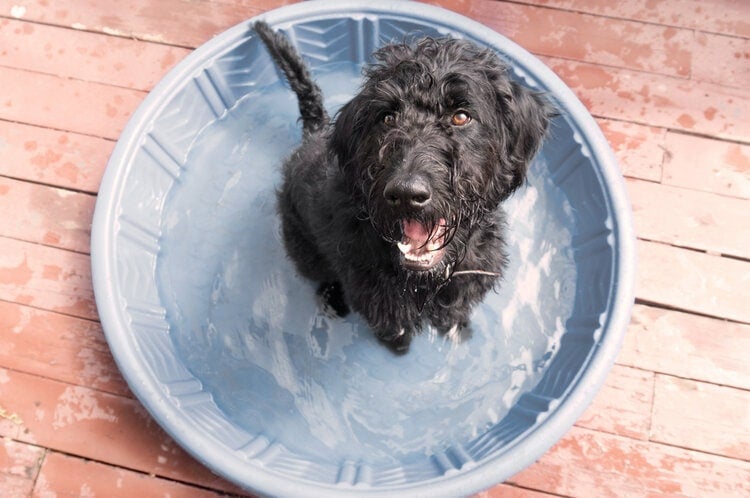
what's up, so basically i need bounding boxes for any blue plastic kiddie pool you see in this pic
[91,1,635,496]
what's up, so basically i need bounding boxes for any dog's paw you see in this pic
[438,321,473,344]
[316,282,350,318]
[376,328,412,356]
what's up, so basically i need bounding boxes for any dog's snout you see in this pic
[384,175,432,208]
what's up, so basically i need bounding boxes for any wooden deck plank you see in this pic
[0,236,96,321]
[651,374,750,461]
[596,119,665,182]
[662,131,750,199]
[0,1,747,496]
[0,439,44,497]
[1,0,726,82]
[9,0,749,46]
[693,31,750,89]
[619,305,750,391]
[0,367,246,495]
[575,365,654,441]
[465,0,692,78]
[33,451,235,498]
[509,426,750,498]
[0,18,191,91]
[515,0,750,39]
[637,240,750,324]
[542,56,750,143]
[628,178,750,259]
[0,66,145,140]
[0,176,95,254]
[474,483,562,497]
[0,120,112,194]
[0,301,128,397]
[0,0,293,47]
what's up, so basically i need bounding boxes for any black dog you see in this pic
[254,21,553,354]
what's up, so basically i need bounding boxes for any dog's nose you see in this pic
[384,175,432,208]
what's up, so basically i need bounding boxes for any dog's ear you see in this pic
[495,80,554,198]
[372,42,413,68]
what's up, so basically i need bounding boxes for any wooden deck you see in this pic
[1,0,748,496]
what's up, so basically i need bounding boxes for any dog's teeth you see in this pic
[397,223,448,268]
[397,241,413,254]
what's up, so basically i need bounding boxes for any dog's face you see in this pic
[331,37,552,276]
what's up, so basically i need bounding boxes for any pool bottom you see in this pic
[156,66,577,468]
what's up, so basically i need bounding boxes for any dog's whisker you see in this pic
[451,270,503,277]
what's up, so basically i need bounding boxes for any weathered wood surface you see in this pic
[0,0,747,496]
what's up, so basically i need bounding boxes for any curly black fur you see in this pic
[254,21,554,354]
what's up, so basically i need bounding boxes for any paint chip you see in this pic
[10,5,26,18]
[0,406,24,425]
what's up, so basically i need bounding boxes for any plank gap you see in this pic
[0,15,196,50]
[0,364,134,402]
[0,233,92,257]
[613,360,750,394]
[500,481,573,498]
[0,173,100,197]
[637,237,721,257]
[634,297,750,327]
[34,449,246,496]
[506,0,750,40]
[587,110,750,147]
[0,61,154,95]
[637,235,750,264]
[719,252,750,264]
[0,117,118,145]
[662,127,750,148]
[645,436,750,465]
[0,297,101,326]
[637,366,750,395]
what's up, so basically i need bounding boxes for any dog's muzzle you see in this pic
[381,172,447,271]
[396,219,447,270]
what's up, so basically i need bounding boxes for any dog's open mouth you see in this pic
[396,219,447,271]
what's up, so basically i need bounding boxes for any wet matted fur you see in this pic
[254,21,554,354]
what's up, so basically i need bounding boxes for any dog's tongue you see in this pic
[397,219,446,255]
[397,219,447,269]
[402,220,431,246]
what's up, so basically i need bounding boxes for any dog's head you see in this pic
[331,37,554,275]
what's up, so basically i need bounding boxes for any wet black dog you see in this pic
[254,21,553,354]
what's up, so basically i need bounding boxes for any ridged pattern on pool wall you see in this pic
[93,3,633,497]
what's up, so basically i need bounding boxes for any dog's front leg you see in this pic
[428,274,497,343]
[344,277,422,355]
[374,327,413,356]
[429,303,474,344]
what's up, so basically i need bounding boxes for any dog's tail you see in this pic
[253,21,329,136]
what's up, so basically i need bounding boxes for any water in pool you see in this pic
[157,62,577,466]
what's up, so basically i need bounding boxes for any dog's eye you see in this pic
[383,113,396,126]
[451,111,472,126]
